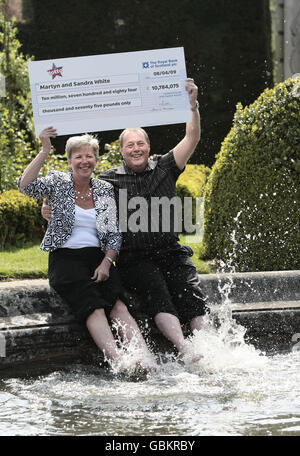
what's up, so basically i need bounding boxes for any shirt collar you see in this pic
[115,159,157,175]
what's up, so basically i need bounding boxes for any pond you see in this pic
[0,311,299,437]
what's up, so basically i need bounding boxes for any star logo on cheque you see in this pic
[142,62,149,69]
[48,63,63,79]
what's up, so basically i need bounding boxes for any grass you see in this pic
[179,234,211,274]
[0,236,211,281]
[0,242,48,281]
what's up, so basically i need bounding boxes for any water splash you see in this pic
[105,253,265,379]
[182,324,265,376]
[104,320,157,378]
[174,225,266,376]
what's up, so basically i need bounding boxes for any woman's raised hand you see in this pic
[39,126,57,153]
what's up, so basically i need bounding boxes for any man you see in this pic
[43,78,208,359]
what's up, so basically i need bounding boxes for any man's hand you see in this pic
[41,198,52,221]
[185,78,198,108]
[173,77,201,170]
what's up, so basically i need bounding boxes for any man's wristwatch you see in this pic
[191,100,199,112]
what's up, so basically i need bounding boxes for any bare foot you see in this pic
[116,354,158,378]
[139,357,158,373]
[179,341,203,364]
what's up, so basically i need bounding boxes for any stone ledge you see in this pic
[1,270,299,317]
[199,270,300,304]
[231,300,300,311]
[0,271,300,376]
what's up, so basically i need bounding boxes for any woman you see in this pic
[18,126,157,373]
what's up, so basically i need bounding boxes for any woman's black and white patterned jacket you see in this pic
[18,171,122,254]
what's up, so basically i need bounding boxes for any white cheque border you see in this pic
[28,47,191,136]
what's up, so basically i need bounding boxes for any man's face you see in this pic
[120,130,150,173]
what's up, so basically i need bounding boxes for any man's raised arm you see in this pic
[173,78,201,170]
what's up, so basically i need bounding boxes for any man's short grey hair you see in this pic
[65,134,99,160]
[119,128,150,148]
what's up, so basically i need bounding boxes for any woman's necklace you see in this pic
[74,187,92,201]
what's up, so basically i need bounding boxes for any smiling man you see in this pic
[98,78,208,360]
[119,128,150,173]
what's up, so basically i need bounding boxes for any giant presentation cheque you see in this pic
[28,47,191,136]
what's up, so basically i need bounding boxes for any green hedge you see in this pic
[177,163,211,199]
[203,77,300,271]
[176,163,210,231]
[0,190,46,248]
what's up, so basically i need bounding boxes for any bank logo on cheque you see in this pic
[48,63,63,79]
[142,59,178,69]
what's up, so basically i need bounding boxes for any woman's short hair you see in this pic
[65,134,99,160]
[119,128,150,148]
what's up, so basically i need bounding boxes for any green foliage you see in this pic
[0,189,45,248]
[40,149,68,174]
[95,140,122,174]
[177,164,211,199]
[203,77,300,271]
[176,164,210,231]
[0,10,38,192]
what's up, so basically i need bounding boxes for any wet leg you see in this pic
[86,308,120,361]
[110,299,157,369]
[154,312,186,354]
[154,312,205,362]
[190,315,206,332]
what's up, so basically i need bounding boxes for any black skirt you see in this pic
[49,247,126,323]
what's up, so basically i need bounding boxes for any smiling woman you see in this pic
[66,140,97,209]
[17,126,157,374]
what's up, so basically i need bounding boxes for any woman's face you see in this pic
[68,145,96,180]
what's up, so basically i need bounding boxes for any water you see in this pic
[1,312,299,436]
[1,261,299,437]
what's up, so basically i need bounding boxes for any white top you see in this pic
[63,205,99,248]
